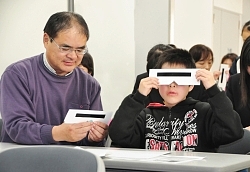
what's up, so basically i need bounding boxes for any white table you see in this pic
[0,142,250,172]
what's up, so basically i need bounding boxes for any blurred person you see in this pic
[189,44,221,80]
[221,53,238,68]
[79,52,94,76]
[229,20,250,75]
[227,37,250,129]
[132,44,174,106]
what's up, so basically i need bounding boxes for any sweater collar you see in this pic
[43,53,73,76]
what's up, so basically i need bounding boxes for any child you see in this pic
[109,48,243,152]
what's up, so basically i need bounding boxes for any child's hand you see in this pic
[196,69,216,90]
[138,77,159,96]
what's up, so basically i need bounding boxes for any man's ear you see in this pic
[188,85,194,92]
[43,33,50,49]
[43,33,50,44]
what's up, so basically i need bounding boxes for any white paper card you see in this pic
[64,109,112,125]
[75,146,107,157]
[218,64,229,91]
[151,155,205,163]
[149,69,200,85]
[105,150,168,160]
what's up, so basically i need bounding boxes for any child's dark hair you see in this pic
[155,49,196,69]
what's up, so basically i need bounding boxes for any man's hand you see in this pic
[52,122,93,142]
[138,77,159,96]
[88,121,109,142]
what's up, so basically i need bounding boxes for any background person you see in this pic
[79,52,94,76]
[189,44,221,80]
[221,53,238,68]
[223,36,250,172]
[229,20,250,75]
[226,36,250,129]
[132,44,174,106]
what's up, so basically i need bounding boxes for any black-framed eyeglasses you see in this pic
[50,38,88,56]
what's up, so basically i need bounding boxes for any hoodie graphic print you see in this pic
[145,108,198,151]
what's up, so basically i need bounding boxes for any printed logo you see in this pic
[146,139,169,150]
[184,109,197,125]
[144,111,198,151]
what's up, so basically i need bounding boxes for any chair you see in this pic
[0,118,2,140]
[0,146,106,172]
[217,128,250,154]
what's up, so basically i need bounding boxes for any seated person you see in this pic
[221,53,238,68]
[132,44,174,106]
[189,44,221,80]
[216,53,238,90]
[132,44,174,95]
[229,20,250,75]
[0,11,108,145]
[109,48,243,152]
[79,52,94,76]
[226,36,250,129]
[133,44,209,107]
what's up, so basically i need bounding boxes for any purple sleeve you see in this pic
[0,68,55,144]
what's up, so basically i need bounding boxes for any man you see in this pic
[0,12,108,145]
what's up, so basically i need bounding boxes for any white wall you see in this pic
[171,0,213,50]
[213,0,244,69]
[242,0,250,27]
[241,0,250,58]
[134,0,170,76]
[171,0,244,71]
[241,0,250,57]
[212,8,241,71]
[0,1,67,76]
[214,0,243,14]
[0,0,134,114]
[74,0,135,113]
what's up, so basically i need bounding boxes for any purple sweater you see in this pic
[0,54,103,146]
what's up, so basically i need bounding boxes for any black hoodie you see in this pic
[109,84,243,152]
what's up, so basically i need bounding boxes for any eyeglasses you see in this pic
[50,38,88,56]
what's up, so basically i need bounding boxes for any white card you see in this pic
[218,64,229,91]
[149,69,200,85]
[64,109,113,125]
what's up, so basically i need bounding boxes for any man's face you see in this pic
[43,26,87,76]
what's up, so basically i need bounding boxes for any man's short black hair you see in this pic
[43,11,89,40]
